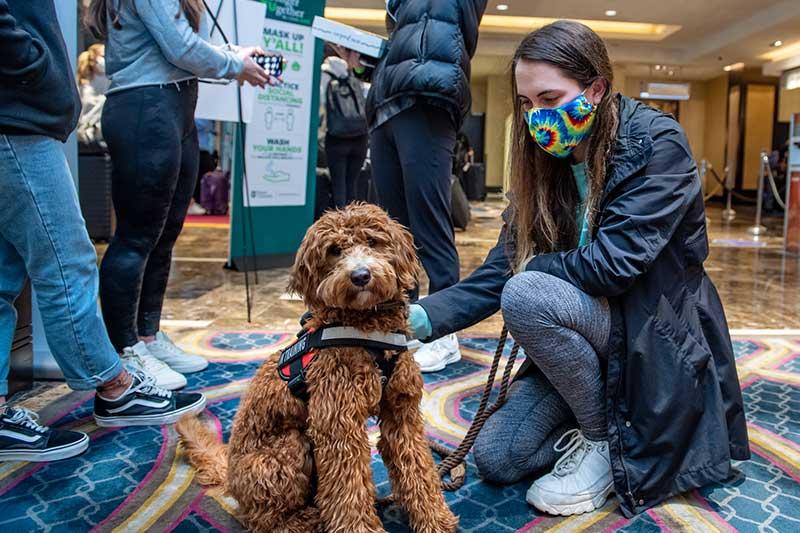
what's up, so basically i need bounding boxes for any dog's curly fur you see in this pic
[177,203,458,533]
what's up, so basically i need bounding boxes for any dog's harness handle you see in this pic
[277,324,408,400]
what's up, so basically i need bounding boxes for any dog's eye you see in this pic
[328,245,341,257]
[366,237,377,247]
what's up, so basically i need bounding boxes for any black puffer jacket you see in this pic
[0,0,80,141]
[419,95,750,516]
[366,0,486,130]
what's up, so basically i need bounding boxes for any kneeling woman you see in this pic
[408,21,749,517]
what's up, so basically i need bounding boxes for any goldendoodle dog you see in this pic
[177,203,458,533]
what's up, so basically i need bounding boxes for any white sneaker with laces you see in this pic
[526,429,614,516]
[146,331,209,374]
[413,333,461,373]
[122,341,187,390]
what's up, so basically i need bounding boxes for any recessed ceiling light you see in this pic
[723,62,744,72]
[497,4,509,10]
[772,40,783,47]
[605,10,617,17]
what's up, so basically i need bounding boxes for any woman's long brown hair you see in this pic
[508,21,619,271]
[86,0,205,39]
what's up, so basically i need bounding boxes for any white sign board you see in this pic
[195,0,267,123]
[311,16,387,58]
[244,19,314,206]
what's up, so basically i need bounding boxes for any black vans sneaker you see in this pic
[93,369,206,427]
[0,406,89,462]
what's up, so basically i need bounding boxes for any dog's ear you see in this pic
[387,219,422,293]
[288,224,325,307]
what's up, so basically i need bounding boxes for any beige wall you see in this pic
[471,78,488,115]
[613,68,627,96]
[679,82,707,164]
[779,86,800,123]
[484,75,513,189]
[703,75,729,189]
[742,84,776,190]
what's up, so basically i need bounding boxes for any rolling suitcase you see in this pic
[465,163,486,201]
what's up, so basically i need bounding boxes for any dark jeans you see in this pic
[100,80,199,351]
[325,134,367,208]
[370,105,459,294]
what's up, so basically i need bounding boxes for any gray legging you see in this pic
[473,271,610,484]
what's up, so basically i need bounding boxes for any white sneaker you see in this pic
[121,341,187,391]
[146,331,209,374]
[526,429,614,516]
[413,333,461,373]
[187,202,206,215]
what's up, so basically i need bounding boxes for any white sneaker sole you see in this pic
[417,350,462,373]
[526,482,613,516]
[0,433,89,462]
[94,396,207,427]
[160,358,209,374]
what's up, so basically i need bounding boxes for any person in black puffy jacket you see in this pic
[367,0,487,372]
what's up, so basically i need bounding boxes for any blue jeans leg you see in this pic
[0,134,122,394]
[0,238,28,396]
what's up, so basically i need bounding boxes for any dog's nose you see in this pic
[350,268,371,287]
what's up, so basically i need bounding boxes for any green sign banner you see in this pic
[228,0,326,270]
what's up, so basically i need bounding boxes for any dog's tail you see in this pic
[176,415,228,487]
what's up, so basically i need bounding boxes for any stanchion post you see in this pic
[721,165,736,222]
[699,159,708,196]
[748,151,768,236]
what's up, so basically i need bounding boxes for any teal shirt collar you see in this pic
[571,162,590,247]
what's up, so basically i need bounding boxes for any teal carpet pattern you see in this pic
[1,331,799,532]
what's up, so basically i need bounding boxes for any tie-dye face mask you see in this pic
[523,91,597,158]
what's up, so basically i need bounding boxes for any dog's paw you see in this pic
[412,510,459,533]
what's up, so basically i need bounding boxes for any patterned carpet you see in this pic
[2,331,800,532]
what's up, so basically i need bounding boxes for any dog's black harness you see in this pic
[277,324,408,400]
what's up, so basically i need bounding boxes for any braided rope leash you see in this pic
[377,326,520,505]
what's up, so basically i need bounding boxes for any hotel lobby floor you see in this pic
[100,198,800,335]
[6,199,799,533]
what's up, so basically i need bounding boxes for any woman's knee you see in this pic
[500,271,560,331]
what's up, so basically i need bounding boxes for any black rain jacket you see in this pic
[419,95,750,517]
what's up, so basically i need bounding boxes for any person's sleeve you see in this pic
[0,0,50,86]
[459,0,488,57]
[417,208,514,341]
[526,117,701,297]
[134,0,243,79]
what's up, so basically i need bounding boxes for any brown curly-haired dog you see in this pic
[177,203,458,533]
